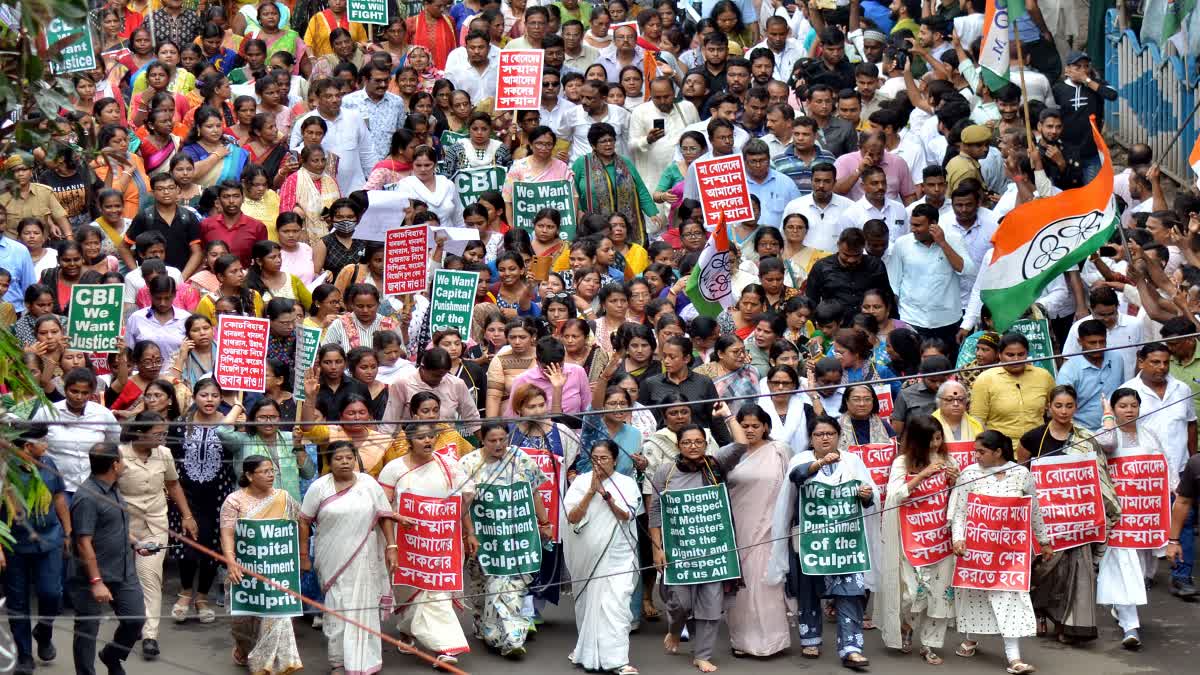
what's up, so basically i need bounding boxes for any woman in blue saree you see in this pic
[181,105,249,188]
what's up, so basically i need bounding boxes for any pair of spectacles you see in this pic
[679,439,707,448]
[812,431,837,438]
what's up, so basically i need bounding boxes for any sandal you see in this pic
[613,666,640,675]
[642,603,662,621]
[802,646,821,659]
[900,626,913,654]
[842,653,870,670]
[921,647,943,665]
[172,593,193,623]
[231,647,248,667]
[435,653,458,666]
[1007,660,1037,674]
[824,604,837,623]
[863,618,877,630]
[195,599,216,624]
[1035,618,1049,637]
[955,641,977,658]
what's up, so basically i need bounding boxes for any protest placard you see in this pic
[1031,453,1106,551]
[215,316,269,392]
[1107,450,1170,549]
[945,441,976,474]
[47,18,97,74]
[454,166,507,207]
[347,0,387,23]
[67,284,123,353]
[512,180,576,240]
[383,225,428,295]
[393,493,463,591]
[496,50,544,110]
[798,480,871,575]
[428,270,480,337]
[230,519,303,617]
[694,155,753,229]
[355,191,411,242]
[952,493,1032,592]
[522,448,561,541]
[292,325,322,402]
[472,481,542,576]
[846,442,896,498]
[899,470,953,567]
[873,385,895,418]
[660,484,741,585]
[956,320,1055,376]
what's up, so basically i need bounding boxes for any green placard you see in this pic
[231,518,303,617]
[512,179,576,241]
[347,0,387,24]
[454,166,506,207]
[1010,318,1057,376]
[293,325,322,402]
[440,130,467,148]
[67,284,123,353]
[472,481,542,576]
[660,484,742,585]
[46,18,97,74]
[429,269,479,337]
[798,480,871,576]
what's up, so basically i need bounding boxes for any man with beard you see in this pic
[885,203,972,358]
[683,118,738,201]
[566,80,631,161]
[840,165,910,243]
[749,48,776,88]
[740,86,769,136]
[774,119,837,196]
[995,83,1024,136]
[946,124,991,192]
[725,57,753,104]
[806,226,892,320]
[1036,109,1083,190]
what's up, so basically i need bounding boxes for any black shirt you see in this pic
[638,369,731,445]
[805,254,892,322]
[1019,424,1071,459]
[125,205,201,271]
[1178,453,1200,501]
[1051,79,1118,157]
[70,475,135,583]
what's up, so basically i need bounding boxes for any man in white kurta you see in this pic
[629,79,699,198]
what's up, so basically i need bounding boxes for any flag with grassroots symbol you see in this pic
[979,0,1024,91]
[684,217,735,318]
[978,116,1118,331]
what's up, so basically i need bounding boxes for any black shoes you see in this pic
[142,639,160,661]
[32,623,55,662]
[1170,578,1199,599]
[98,645,126,675]
[14,655,34,675]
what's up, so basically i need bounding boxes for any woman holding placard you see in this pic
[948,430,1051,675]
[1016,385,1120,644]
[377,422,478,666]
[299,441,397,675]
[766,415,877,667]
[878,415,960,664]
[460,422,553,656]
[1093,388,1165,649]
[220,455,303,673]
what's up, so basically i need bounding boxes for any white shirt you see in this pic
[946,209,1000,305]
[629,99,699,198]
[675,120,750,161]
[33,401,121,491]
[1121,374,1196,489]
[1063,313,1144,382]
[782,192,855,252]
[885,231,975,329]
[443,59,500,104]
[906,196,953,223]
[289,107,375,192]
[892,134,929,186]
[753,37,806,82]
[123,265,183,307]
[538,98,579,139]
[393,175,464,227]
[567,103,631,162]
[841,196,910,243]
[953,13,985,49]
[444,43,499,73]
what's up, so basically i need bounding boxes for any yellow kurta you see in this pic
[303,12,369,58]
[968,366,1056,444]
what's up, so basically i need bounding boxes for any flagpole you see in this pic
[1156,96,1200,161]
[1014,39,1036,158]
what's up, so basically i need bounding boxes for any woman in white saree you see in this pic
[564,440,642,675]
[299,441,398,675]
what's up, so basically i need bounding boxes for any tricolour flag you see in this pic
[1189,131,1200,189]
[684,218,736,318]
[979,0,1026,92]
[979,116,1118,331]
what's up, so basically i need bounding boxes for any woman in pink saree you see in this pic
[501,125,576,225]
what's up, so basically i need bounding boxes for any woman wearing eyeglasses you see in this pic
[758,364,815,455]
[766,414,878,668]
[947,430,1052,675]
[501,125,576,227]
[217,397,313,503]
[117,410,199,661]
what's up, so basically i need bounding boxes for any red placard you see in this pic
[495,50,544,110]
[522,447,561,541]
[1107,450,1170,549]
[1031,453,1106,551]
[945,441,975,473]
[393,493,463,591]
[383,225,428,296]
[694,155,753,229]
[214,316,269,392]
[846,442,896,497]
[874,385,894,418]
[899,470,953,567]
[952,493,1033,592]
